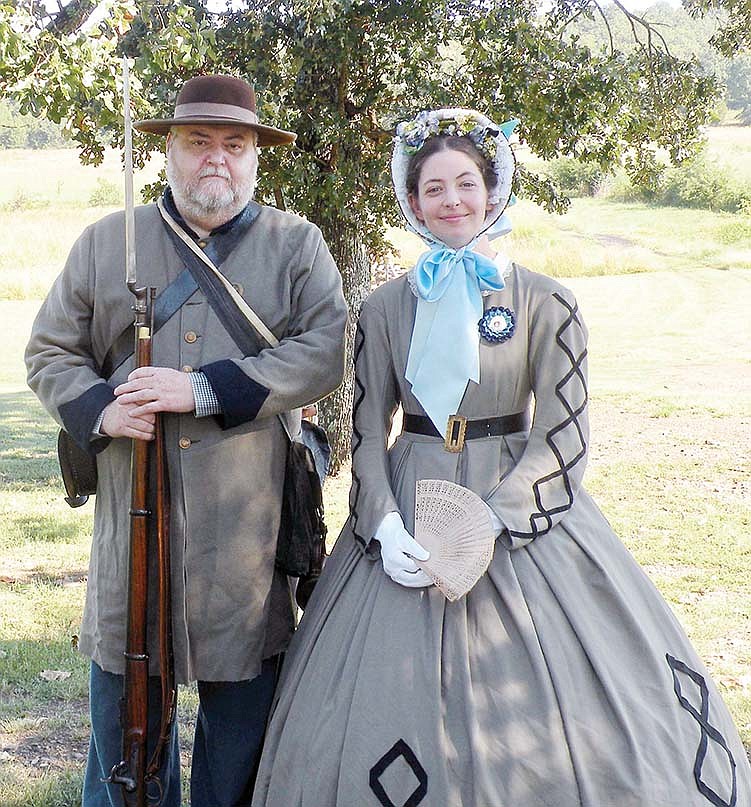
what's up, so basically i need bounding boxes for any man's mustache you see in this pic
[199,167,231,180]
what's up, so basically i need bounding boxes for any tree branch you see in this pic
[608,0,673,56]
[591,1,615,54]
[43,0,100,35]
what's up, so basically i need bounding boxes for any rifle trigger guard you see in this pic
[103,760,137,792]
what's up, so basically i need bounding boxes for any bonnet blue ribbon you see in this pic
[405,246,505,436]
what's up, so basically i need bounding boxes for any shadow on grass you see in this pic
[0,390,58,486]
[0,568,88,585]
[4,509,90,545]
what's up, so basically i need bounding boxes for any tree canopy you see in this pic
[1,0,744,223]
[1,0,747,465]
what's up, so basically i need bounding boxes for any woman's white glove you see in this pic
[375,511,433,588]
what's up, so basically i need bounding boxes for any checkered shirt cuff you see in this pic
[190,371,223,417]
[91,409,106,439]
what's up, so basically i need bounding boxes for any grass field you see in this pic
[2,125,751,298]
[1,131,750,805]
[705,123,751,183]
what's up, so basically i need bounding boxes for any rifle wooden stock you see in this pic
[146,408,176,793]
[107,294,175,806]
[123,325,151,806]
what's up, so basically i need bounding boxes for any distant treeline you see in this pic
[0,99,70,148]
[571,1,751,122]
[544,152,751,214]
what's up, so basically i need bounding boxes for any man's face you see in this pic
[166,124,258,224]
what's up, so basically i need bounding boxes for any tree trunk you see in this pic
[314,210,371,476]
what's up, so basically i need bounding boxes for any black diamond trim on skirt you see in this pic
[369,738,428,807]
[666,653,738,807]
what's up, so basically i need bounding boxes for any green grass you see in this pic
[705,124,751,184]
[1,130,750,802]
[0,148,163,299]
[4,264,751,803]
[3,130,751,298]
[0,771,84,807]
[0,148,163,207]
[388,196,751,277]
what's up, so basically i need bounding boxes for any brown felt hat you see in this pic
[134,74,296,146]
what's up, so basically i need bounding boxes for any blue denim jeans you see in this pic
[83,657,280,807]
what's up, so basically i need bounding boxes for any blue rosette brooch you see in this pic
[478,306,516,344]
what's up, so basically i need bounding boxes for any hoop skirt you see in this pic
[252,265,750,807]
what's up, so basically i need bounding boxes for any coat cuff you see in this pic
[200,359,270,430]
[58,382,116,452]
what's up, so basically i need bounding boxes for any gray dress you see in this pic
[253,264,750,807]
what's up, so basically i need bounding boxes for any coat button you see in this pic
[178,437,192,450]
[181,365,193,373]
[184,331,198,344]
[233,283,244,296]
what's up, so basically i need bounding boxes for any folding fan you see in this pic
[414,479,497,601]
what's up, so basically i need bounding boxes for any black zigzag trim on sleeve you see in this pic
[349,321,368,548]
[666,653,737,807]
[509,292,588,542]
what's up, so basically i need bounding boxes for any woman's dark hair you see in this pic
[405,135,498,197]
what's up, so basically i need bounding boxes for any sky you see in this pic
[79,0,687,33]
[616,0,681,9]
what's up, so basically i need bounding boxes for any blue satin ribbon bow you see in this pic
[405,246,506,436]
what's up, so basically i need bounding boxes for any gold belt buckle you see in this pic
[444,414,467,453]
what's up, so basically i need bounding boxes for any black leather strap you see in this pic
[162,226,263,358]
[100,268,199,379]
[100,194,262,380]
[402,411,529,439]
[157,194,266,359]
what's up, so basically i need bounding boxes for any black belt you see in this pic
[402,412,529,452]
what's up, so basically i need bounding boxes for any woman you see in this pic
[252,109,750,806]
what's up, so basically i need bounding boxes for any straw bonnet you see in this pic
[134,74,296,146]
[391,108,517,245]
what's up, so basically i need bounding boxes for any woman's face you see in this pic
[408,148,491,249]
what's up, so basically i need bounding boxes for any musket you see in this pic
[106,57,176,806]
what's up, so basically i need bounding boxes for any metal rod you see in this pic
[123,57,138,295]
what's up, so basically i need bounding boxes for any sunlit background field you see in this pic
[1,124,750,805]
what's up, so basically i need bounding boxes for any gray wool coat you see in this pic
[26,201,348,683]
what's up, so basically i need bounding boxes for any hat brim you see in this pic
[134,117,296,146]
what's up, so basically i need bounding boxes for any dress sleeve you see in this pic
[486,287,589,550]
[348,298,401,549]
[25,225,115,452]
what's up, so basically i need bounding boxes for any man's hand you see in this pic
[114,366,195,416]
[100,399,156,440]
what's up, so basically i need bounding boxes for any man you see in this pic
[25,74,348,806]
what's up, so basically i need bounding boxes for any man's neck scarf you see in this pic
[405,245,506,436]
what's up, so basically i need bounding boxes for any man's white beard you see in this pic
[166,158,257,225]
